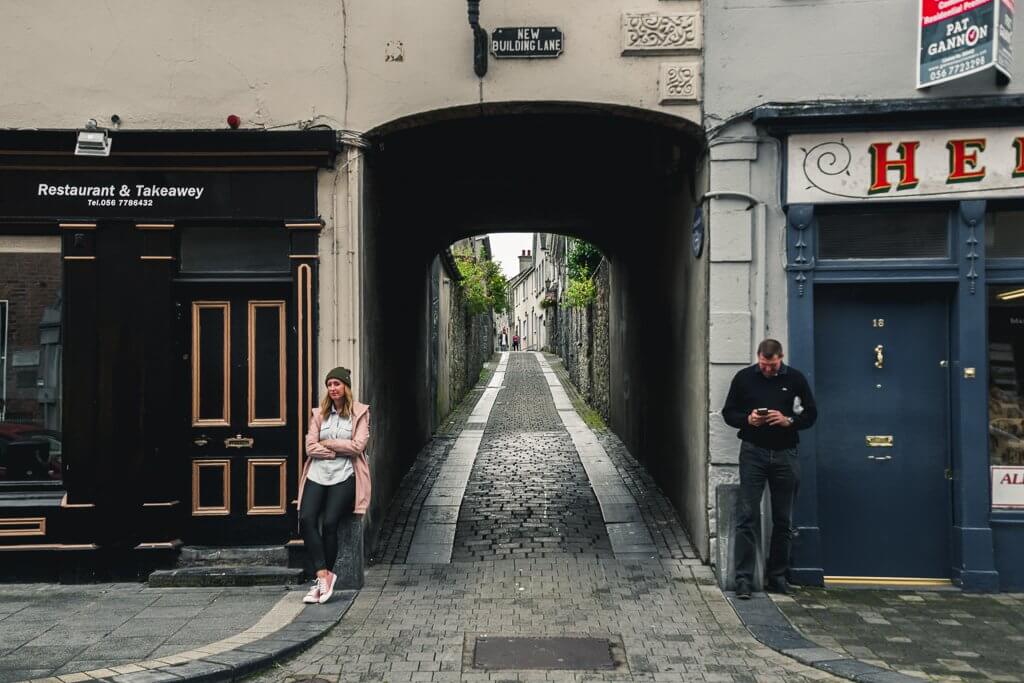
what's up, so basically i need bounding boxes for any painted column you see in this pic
[953,200,999,591]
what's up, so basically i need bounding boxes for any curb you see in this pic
[727,592,924,683]
[23,590,356,683]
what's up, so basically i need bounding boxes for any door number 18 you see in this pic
[872,318,885,328]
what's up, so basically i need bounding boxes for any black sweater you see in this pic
[721,364,817,449]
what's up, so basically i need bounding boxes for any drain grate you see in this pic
[473,636,615,670]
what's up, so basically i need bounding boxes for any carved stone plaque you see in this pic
[622,12,701,55]
[659,61,700,104]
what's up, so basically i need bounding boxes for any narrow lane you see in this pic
[253,354,841,682]
[452,353,613,561]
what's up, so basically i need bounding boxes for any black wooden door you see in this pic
[178,283,296,545]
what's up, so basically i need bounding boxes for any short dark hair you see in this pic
[757,338,784,358]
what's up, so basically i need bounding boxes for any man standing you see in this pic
[722,339,817,599]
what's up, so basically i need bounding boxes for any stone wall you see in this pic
[555,259,610,424]
[434,260,494,428]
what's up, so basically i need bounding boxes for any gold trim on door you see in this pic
[247,458,287,515]
[0,517,46,537]
[296,264,313,483]
[192,301,231,427]
[248,301,287,427]
[192,459,231,516]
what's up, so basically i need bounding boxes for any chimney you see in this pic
[519,249,532,273]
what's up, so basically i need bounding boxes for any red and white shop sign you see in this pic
[992,466,1024,509]
[918,0,1013,88]
[787,127,1024,204]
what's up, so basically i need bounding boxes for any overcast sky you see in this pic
[487,233,533,279]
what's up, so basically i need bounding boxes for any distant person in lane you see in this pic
[512,334,520,351]
[722,339,817,599]
[298,367,371,605]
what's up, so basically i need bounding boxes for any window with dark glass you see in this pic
[985,210,1024,258]
[988,286,1024,469]
[817,210,949,260]
[0,235,62,482]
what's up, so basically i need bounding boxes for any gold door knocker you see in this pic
[874,344,884,369]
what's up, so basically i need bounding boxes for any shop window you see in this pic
[988,286,1024,509]
[985,210,1024,258]
[0,235,62,482]
[179,226,289,274]
[817,210,948,260]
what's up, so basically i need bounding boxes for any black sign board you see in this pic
[0,169,316,220]
[491,27,563,58]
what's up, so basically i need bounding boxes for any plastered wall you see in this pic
[704,0,1024,127]
[0,1,701,133]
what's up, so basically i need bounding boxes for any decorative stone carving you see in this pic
[622,12,701,55]
[659,61,700,104]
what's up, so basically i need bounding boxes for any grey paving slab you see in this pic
[0,584,344,683]
[405,545,453,564]
[416,505,460,524]
[598,502,644,524]
[774,588,1024,682]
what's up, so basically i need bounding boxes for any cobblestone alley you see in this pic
[255,353,839,682]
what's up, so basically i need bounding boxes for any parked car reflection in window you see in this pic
[0,423,61,481]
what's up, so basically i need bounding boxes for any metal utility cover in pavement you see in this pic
[473,637,614,670]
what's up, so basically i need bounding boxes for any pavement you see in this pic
[2,352,1023,682]
[0,584,354,683]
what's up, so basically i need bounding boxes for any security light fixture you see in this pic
[75,128,111,157]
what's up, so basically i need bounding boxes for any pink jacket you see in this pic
[298,400,371,516]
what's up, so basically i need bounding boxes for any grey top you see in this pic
[307,408,354,486]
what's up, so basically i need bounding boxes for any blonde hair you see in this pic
[321,382,353,420]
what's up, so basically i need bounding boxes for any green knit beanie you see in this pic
[325,366,351,387]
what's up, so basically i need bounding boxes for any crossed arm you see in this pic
[305,410,371,459]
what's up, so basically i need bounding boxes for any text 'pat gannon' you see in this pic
[37,183,206,205]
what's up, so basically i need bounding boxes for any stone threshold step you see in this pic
[178,544,289,567]
[149,565,304,587]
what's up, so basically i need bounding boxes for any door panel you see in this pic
[192,302,231,427]
[248,301,287,427]
[815,284,952,578]
[179,284,295,544]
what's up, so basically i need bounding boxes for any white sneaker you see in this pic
[302,581,321,604]
[318,571,337,604]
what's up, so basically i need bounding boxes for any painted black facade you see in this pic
[0,130,338,577]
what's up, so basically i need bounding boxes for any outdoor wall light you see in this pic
[467,0,488,78]
[74,120,111,157]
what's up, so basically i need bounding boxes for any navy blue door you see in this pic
[814,284,952,578]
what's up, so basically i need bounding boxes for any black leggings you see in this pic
[299,478,355,573]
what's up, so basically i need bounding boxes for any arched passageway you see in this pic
[359,108,711,557]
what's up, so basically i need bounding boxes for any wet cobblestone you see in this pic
[485,354,562,433]
[371,375,487,565]
[451,431,613,561]
[453,354,612,561]
[546,354,697,561]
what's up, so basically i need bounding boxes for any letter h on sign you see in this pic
[868,142,921,195]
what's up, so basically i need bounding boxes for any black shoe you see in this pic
[765,577,790,595]
[735,580,752,600]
